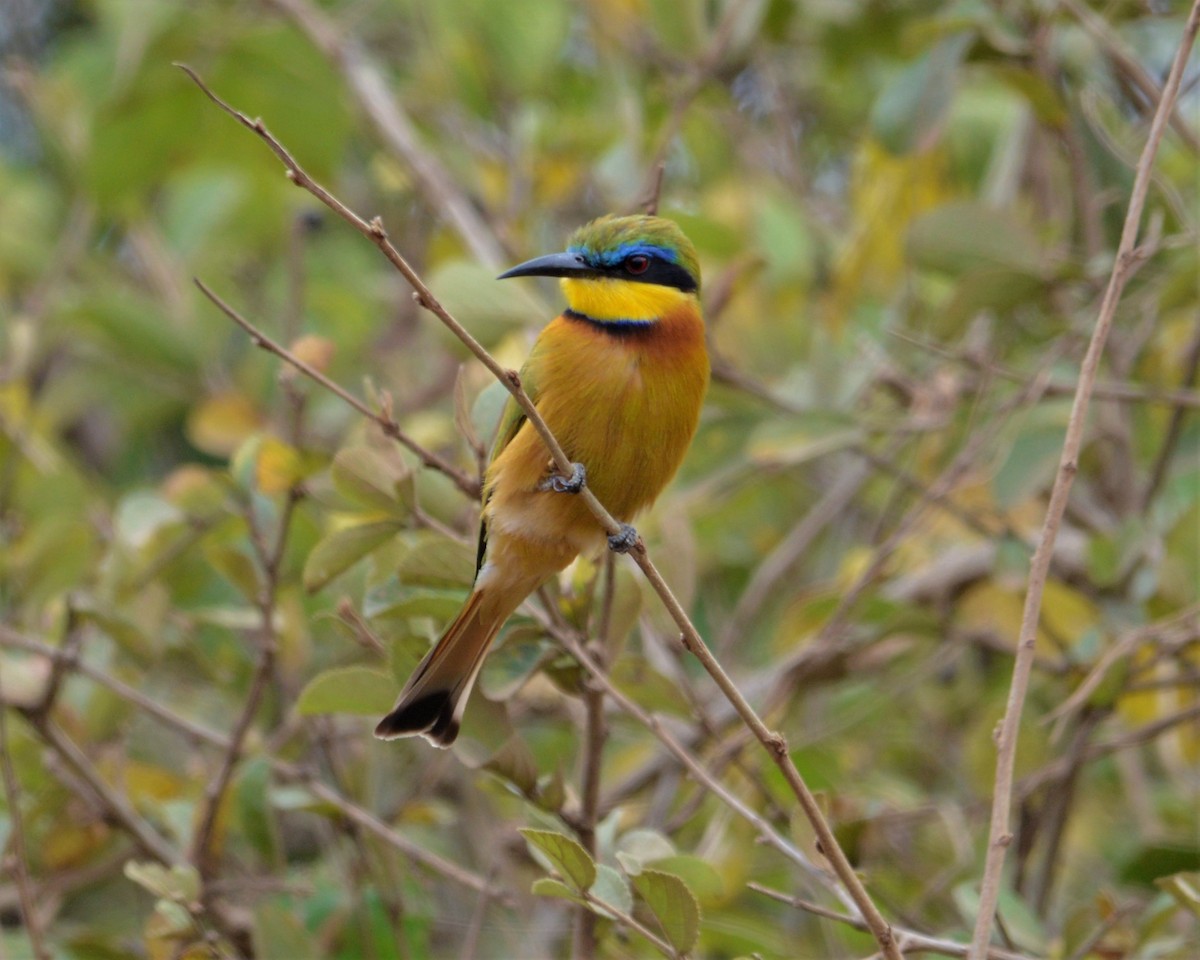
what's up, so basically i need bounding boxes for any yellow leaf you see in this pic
[255,436,303,493]
[836,546,878,591]
[43,820,109,870]
[1040,580,1100,639]
[956,582,1060,658]
[186,392,263,457]
[124,760,187,804]
[824,140,952,333]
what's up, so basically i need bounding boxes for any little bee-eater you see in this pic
[376,215,709,747]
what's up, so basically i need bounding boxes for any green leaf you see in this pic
[364,580,468,621]
[531,876,586,906]
[609,656,693,719]
[483,735,539,797]
[204,543,263,601]
[393,531,476,588]
[479,631,551,700]
[616,828,677,875]
[632,869,701,954]
[153,899,193,935]
[331,447,414,515]
[871,32,972,154]
[907,201,1044,276]
[590,864,634,919]
[992,423,1067,509]
[123,861,201,904]
[648,856,725,906]
[114,490,184,550]
[520,828,597,893]
[254,901,322,960]
[302,520,401,593]
[296,666,397,716]
[236,756,280,866]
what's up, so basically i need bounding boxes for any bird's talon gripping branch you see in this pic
[607,524,639,553]
[540,462,587,494]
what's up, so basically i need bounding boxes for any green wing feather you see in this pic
[473,351,542,575]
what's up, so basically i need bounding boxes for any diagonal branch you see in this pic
[0,704,49,960]
[193,278,480,499]
[968,5,1200,956]
[0,625,496,896]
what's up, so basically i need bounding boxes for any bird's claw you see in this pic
[540,461,587,494]
[607,524,639,554]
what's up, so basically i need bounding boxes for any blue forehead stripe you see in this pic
[567,242,678,268]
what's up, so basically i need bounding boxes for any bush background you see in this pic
[0,0,1197,957]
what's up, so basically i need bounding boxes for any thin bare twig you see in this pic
[1044,603,1200,732]
[0,626,495,895]
[748,883,1037,960]
[36,718,180,866]
[1060,0,1200,154]
[890,330,1200,410]
[584,890,676,958]
[0,705,49,960]
[193,278,479,499]
[969,7,1200,955]
[572,554,615,960]
[189,486,299,879]
[179,64,903,958]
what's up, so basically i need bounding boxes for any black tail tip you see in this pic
[374,691,461,748]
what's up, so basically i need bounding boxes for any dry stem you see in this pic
[968,6,1200,956]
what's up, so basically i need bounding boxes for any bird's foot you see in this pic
[540,462,587,494]
[607,524,639,554]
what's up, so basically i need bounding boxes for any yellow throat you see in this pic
[561,277,694,323]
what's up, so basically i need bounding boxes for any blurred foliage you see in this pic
[1,0,1198,958]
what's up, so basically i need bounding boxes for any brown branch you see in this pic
[969,7,1200,954]
[35,718,179,866]
[637,162,666,216]
[1043,603,1200,732]
[1060,0,1200,154]
[0,705,49,960]
[0,626,494,898]
[179,63,904,958]
[459,868,499,960]
[889,330,1200,410]
[193,278,480,499]
[583,889,676,958]
[748,883,1037,960]
[189,460,301,883]
[572,555,615,960]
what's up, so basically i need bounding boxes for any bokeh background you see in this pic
[0,0,1197,957]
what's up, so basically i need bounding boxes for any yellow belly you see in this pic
[483,306,708,578]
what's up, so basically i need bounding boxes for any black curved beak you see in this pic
[497,251,597,281]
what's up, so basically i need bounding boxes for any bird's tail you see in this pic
[374,587,514,748]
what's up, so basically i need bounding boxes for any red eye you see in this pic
[625,255,650,275]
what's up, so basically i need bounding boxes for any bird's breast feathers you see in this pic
[484,297,708,557]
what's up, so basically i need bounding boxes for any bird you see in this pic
[375,214,709,747]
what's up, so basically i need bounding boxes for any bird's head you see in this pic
[498,215,701,325]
